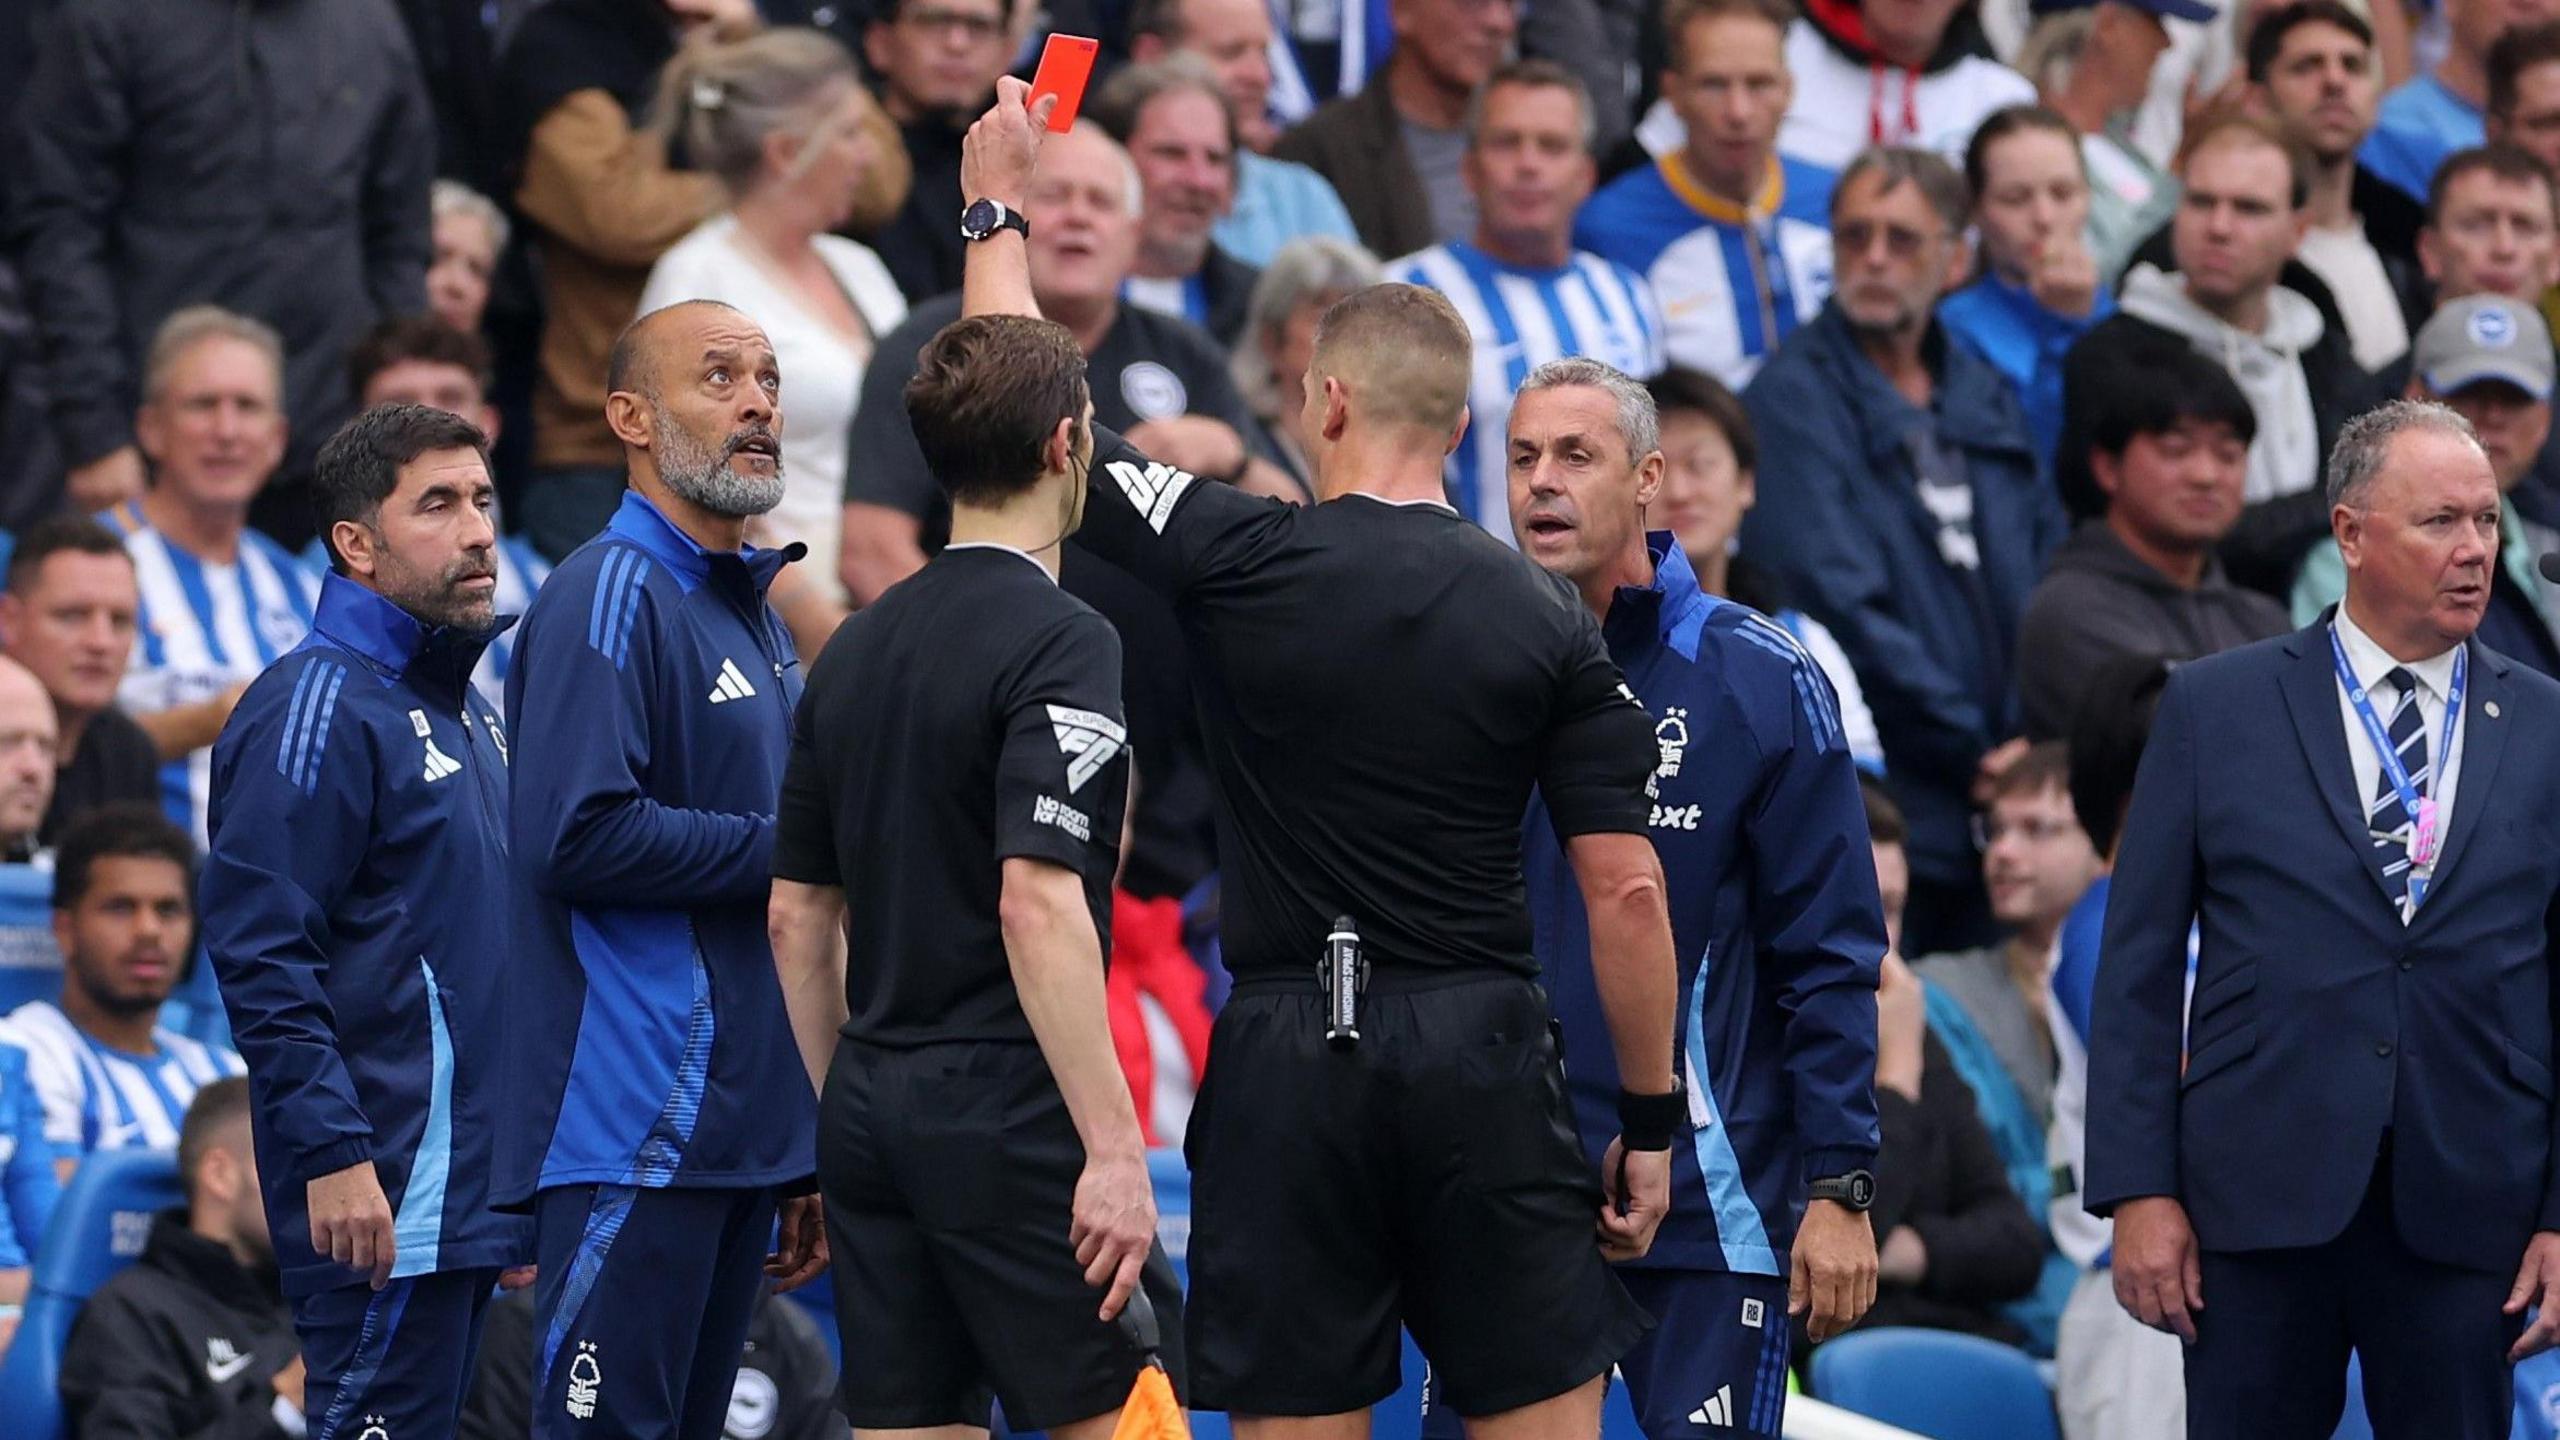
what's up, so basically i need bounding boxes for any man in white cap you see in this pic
[2294,292,2560,676]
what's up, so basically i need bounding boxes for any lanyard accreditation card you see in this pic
[2330,625,2465,911]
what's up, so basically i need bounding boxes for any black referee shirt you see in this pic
[1076,429,1657,983]
[772,544,1131,1047]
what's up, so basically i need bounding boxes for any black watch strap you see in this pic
[960,197,1030,243]
[1807,1170,1877,1211]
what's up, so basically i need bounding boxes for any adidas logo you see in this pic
[1047,704,1127,793]
[422,737,462,783]
[1689,1385,1735,1428]
[708,658,759,704]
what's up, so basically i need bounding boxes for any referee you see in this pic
[957,84,1683,1435]
[767,306,1178,1434]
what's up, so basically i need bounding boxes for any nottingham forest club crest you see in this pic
[567,1341,603,1420]
[1648,707,1691,800]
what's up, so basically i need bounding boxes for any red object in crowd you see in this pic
[1107,890,1215,1146]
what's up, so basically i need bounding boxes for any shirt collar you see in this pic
[944,541,1058,585]
[1658,153,1784,226]
[311,572,513,681]
[2334,602,2460,702]
[604,489,798,591]
[1607,532,1709,646]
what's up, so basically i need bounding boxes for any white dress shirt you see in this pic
[2333,604,2467,921]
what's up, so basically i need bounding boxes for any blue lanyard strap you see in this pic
[2329,625,2465,909]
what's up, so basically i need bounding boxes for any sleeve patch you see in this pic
[1046,704,1128,794]
[1103,459,1196,534]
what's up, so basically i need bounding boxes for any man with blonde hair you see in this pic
[957,79,1684,1439]
[101,306,321,845]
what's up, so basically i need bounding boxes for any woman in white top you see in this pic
[640,27,908,639]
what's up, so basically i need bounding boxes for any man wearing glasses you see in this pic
[867,0,1025,301]
[1739,146,2067,958]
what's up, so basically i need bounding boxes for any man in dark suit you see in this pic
[2089,398,2560,1438]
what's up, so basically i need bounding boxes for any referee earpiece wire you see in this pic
[1026,450,1088,556]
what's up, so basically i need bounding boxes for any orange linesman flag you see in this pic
[1113,1360,1189,1440]
[1112,1286,1190,1440]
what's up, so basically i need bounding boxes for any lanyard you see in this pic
[2329,625,2464,909]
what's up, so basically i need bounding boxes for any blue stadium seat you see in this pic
[0,1148,183,1440]
[1811,1327,2061,1440]
[0,861,62,1018]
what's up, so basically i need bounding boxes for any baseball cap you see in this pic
[2030,0,2221,26]
[2414,295,2556,402]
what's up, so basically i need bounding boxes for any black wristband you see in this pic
[1618,1088,1684,1152]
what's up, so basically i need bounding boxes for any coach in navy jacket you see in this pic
[202,405,530,1440]
[501,301,823,1440]
[2088,403,2560,1439]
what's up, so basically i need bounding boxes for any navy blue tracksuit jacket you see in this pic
[497,491,814,1203]
[201,574,530,1297]
[1533,538,1886,1274]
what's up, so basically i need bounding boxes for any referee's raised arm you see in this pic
[960,77,1056,324]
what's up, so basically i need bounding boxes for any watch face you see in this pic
[959,199,1000,240]
[1850,1172,1876,1208]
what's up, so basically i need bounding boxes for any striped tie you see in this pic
[2369,666,2430,914]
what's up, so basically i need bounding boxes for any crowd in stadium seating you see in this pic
[12,0,2560,1433]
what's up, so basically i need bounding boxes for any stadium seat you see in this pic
[1810,1328,2060,1440]
[0,1147,183,1440]
[0,861,61,1018]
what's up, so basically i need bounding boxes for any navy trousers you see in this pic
[296,1267,501,1440]
[2186,1149,2523,1440]
[530,1184,779,1440]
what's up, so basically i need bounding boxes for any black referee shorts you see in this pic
[817,1036,1186,1430]
[1183,972,1651,1417]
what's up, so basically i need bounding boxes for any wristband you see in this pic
[1618,1087,1684,1152]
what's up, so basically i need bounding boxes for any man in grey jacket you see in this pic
[2060,114,2382,596]
[2019,346,2292,740]
[5,0,434,546]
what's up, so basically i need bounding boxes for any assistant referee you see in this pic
[767,306,1180,1432]
[955,82,1684,1436]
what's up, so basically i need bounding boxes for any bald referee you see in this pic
[954,83,1682,1439]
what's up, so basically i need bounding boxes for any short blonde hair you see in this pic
[142,306,284,406]
[1308,283,1472,433]
[431,177,510,254]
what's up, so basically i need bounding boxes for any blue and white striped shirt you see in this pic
[0,1000,243,1159]
[104,504,321,844]
[1574,155,1837,390]
[1390,240,1666,544]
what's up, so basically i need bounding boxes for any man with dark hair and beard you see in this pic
[498,301,828,1440]
[198,403,535,1440]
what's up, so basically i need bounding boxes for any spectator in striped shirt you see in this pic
[0,804,239,1181]
[1393,60,1666,542]
[102,307,321,846]
[1575,0,1836,390]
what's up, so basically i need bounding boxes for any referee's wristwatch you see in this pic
[1807,1170,1877,1211]
[959,197,1031,243]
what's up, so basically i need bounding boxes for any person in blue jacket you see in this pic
[500,300,826,1440]
[1469,356,1887,1440]
[1740,147,2067,957]
[198,403,535,1439]
[1937,105,2115,468]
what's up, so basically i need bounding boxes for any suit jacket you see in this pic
[2086,620,2560,1274]
[1271,71,1436,262]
